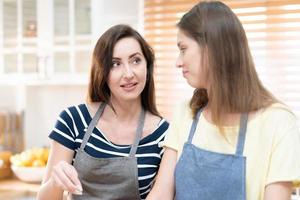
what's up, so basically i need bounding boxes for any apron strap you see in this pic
[79,103,106,151]
[187,108,249,156]
[235,113,248,156]
[129,108,146,157]
[79,102,145,157]
[187,108,203,143]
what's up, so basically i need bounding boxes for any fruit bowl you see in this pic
[9,147,49,183]
[11,165,46,183]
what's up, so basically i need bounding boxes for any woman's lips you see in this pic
[120,82,138,91]
[182,70,188,77]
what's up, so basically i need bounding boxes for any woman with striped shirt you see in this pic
[37,24,169,200]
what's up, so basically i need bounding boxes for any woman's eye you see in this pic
[132,57,141,65]
[180,48,186,53]
[112,61,120,67]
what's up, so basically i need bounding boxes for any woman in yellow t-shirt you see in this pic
[146,1,300,200]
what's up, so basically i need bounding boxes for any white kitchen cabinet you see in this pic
[0,0,37,76]
[51,0,92,76]
[0,0,92,83]
[0,0,141,85]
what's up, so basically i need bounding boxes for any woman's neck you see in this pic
[107,97,142,123]
[203,106,241,126]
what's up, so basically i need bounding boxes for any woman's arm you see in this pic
[146,147,177,200]
[264,182,293,200]
[36,140,81,200]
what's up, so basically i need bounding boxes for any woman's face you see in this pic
[176,29,207,89]
[108,37,147,102]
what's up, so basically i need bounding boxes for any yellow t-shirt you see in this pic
[164,101,300,200]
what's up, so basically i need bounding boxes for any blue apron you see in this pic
[175,108,248,200]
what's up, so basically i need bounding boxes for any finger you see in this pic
[54,164,78,193]
[52,172,68,191]
[54,171,82,195]
[72,189,83,195]
[64,164,82,191]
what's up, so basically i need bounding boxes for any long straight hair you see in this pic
[87,24,160,117]
[177,1,277,127]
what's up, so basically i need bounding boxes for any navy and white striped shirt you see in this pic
[49,104,169,199]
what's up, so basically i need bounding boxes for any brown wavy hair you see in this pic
[87,24,160,116]
[177,1,277,127]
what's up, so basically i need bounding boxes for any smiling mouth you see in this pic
[120,82,138,91]
[121,82,137,88]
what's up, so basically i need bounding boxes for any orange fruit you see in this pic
[32,159,46,167]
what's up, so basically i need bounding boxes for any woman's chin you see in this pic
[186,79,201,89]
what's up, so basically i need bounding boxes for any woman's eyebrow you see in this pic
[129,52,142,59]
[113,52,142,60]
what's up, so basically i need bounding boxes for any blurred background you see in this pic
[0,0,299,152]
[0,0,299,199]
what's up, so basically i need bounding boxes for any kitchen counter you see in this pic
[0,178,39,200]
[0,178,40,192]
[0,178,69,200]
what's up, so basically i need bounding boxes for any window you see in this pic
[144,0,300,127]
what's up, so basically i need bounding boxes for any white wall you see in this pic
[91,0,140,43]
[24,85,87,148]
[0,85,20,110]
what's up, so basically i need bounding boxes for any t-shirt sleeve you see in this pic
[163,101,187,152]
[49,109,76,150]
[266,108,300,187]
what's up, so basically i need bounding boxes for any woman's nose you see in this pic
[123,64,134,79]
[176,56,183,68]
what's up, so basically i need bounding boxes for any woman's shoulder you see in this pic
[146,112,169,130]
[172,99,194,120]
[261,103,296,120]
[252,103,298,131]
[58,102,90,120]
[140,112,169,143]
[60,103,87,112]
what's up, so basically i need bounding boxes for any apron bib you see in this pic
[71,103,145,200]
[175,108,248,200]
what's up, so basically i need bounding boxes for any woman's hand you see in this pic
[50,160,82,195]
[37,141,79,200]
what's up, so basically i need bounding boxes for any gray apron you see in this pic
[175,108,248,200]
[71,103,145,200]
